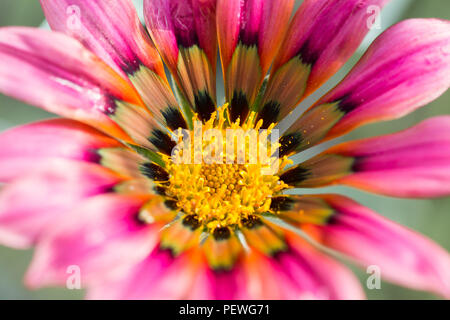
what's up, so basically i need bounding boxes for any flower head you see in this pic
[0,0,450,299]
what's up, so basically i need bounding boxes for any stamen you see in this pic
[160,104,290,234]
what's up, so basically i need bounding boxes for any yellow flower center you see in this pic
[161,105,291,233]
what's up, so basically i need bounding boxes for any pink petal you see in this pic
[285,234,365,300]
[189,260,251,299]
[25,194,156,288]
[304,195,450,298]
[41,0,165,78]
[338,116,450,198]
[243,229,364,300]
[285,19,450,154]
[0,119,121,182]
[144,0,218,121]
[0,159,122,248]
[0,27,144,141]
[144,0,217,73]
[218,0,294,72]
[260,0,389,122]
[41,0,183,128]
[217,0,295,122]
[282,117,450,198]
[86,247,197,299]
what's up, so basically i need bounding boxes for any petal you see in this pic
[258,0,389,124]
[0,27,170,150]
[159,215,202,256]
[138,195,178,224]
[86,246,199,299]
[114,178,157,195]
[217,0,295,122]
[97,147,147,178]
[280,117,450,198]
[189,254,251,299]
[144,0,218,122]
[25,194,155,288]
[41,0,185,129]
[284,233,365,300]
[41,0,162,77]
[243,228,364,299]
[0,119,121,182]
[0,160,123,248]
[282,19,450,155]
[241,216,287,256]
[271,195,334,225]
[239,217,364,299]
[109,103,175,153]
[202,232,243,272]
[0,27,147,142]
[284,194,450,298]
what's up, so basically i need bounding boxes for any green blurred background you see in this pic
[0,0,449,299]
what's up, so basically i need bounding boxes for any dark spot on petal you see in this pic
[256,101,280,129]
[86,148,102,163]
[148,129,176,156]
[325,214,340,225]
[162,107,187,130]
[296,38,319,66]
[122,55,143,75]
[134,211,148,226]
[351,156,365,172]
[239,32,259,47]
[153,185,167,196]
[140,163,169,181]
[279,165,311,186]
[156,245,177,259]
[194,91,216,122]
[270,196,295,212]
[279,132,303,157]
[213,226,231,241]
[164,200,178,211]
[229,91,249,123]
[211,266,234,273]
[270,246,293,260]
[182,214,201,231]
[241,215,263,229]
[336,94,359,114]
[170,1,198,48]
[101,94,119,115]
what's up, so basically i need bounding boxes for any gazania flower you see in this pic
[0,0,450,300]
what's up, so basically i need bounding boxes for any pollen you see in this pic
[200,164,246,200]
[161,105,292,233]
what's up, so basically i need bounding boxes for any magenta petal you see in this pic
[144,0,218,118]
[40,0,165,78]
[307,195,450,298]
[144,0,217,70]
[296,116,450,198]
[0,27,143,141]
[262,0,389,120]
[25,194,156,288]
[339,116,450,198]
[217,0,295,122]
[189,261,250,299]
[250,235,364,300]
[41,0,181,126]
[0,160,122,248]
[287,18,450,152]
[217,0,294,72]
[289,0,389,93]
[0,119,121,182]
[86,247,196,299]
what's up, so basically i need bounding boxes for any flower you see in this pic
[0,0,450,299]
